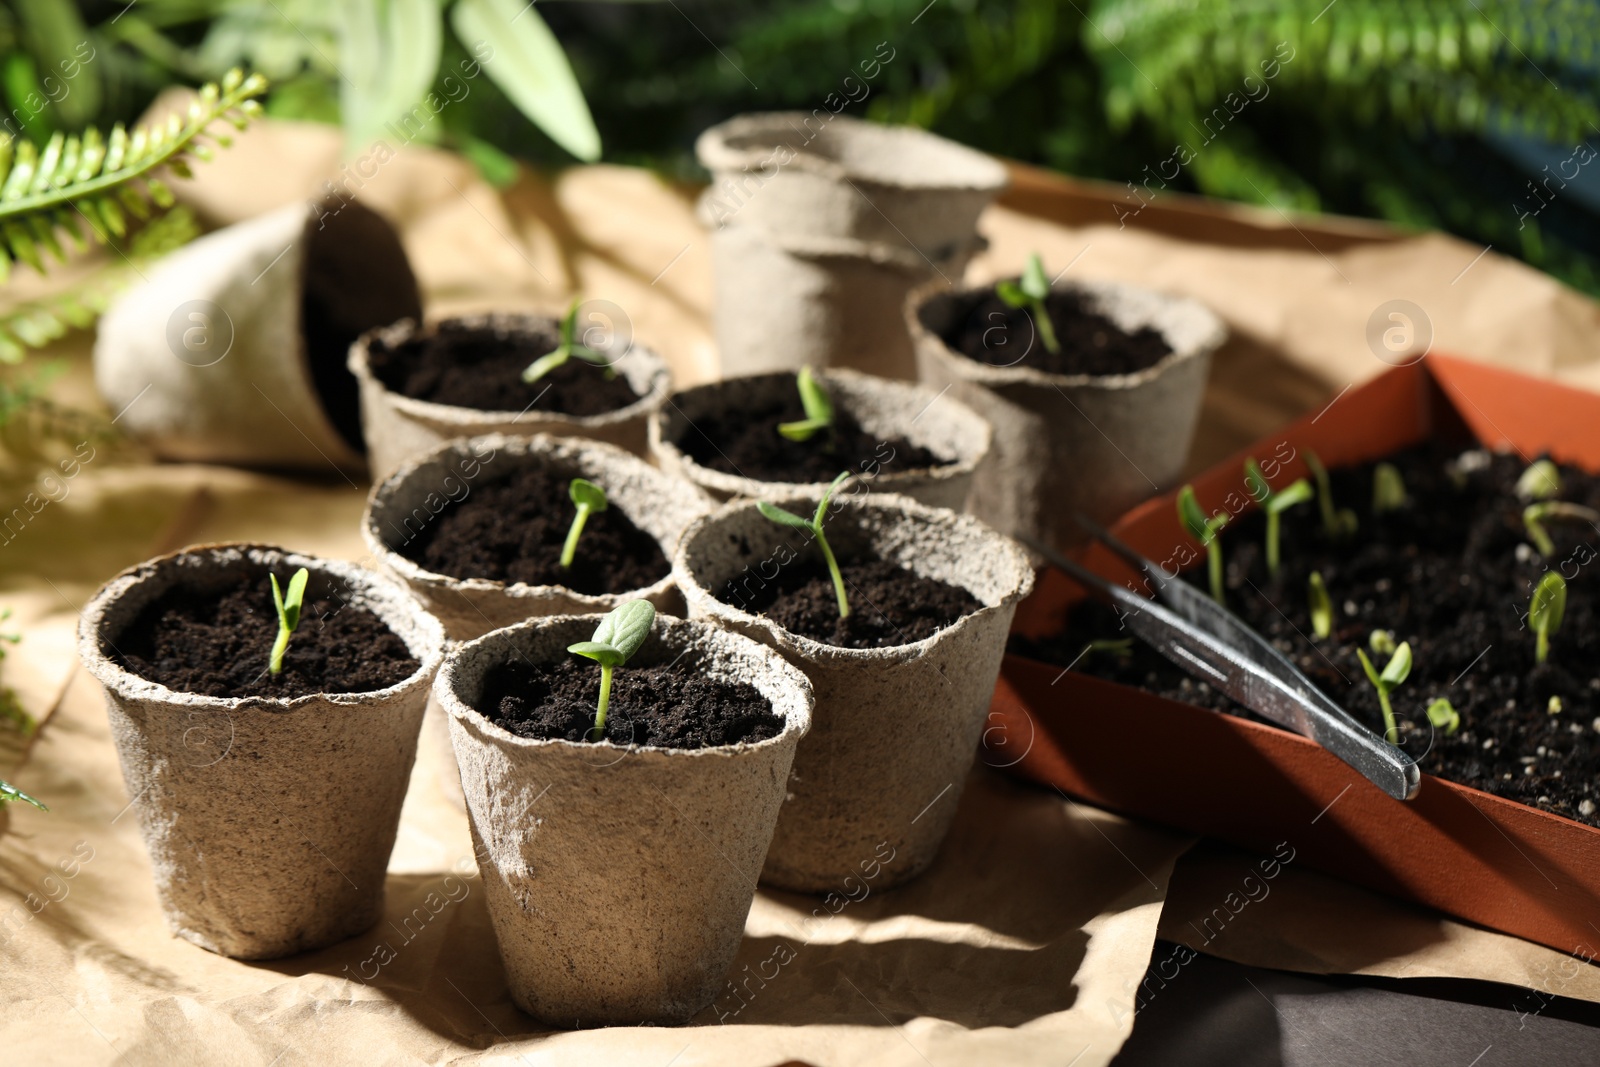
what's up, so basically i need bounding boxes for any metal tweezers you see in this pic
[1025,517,1421,802]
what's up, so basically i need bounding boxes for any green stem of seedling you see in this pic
[1033,302,1061,355]
[1206,542,1224,605]
[1537,628,1550,665]
[561,505,591,569]
[1378,690,1398,745]
[591,664,613,741]
[1266,512,1282,575]
[816,528,850,618]
[269,628,290,676]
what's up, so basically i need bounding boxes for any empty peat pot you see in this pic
[696,111,1008,380]
[77,543,445,960]
[674,492,1034,891]
[364,433,713,641]
[349,311,672,481]
[908,276,1226,554]
[436,612,812,1026]
[94,199,422,473]
[649,367,992,511]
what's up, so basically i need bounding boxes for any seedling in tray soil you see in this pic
[1516,459,1562,501]
[567,600,656,742]
[757,471,853,619]
[561,478,608,569]
[1307,571,1332,639]
[268,567,309,676]
[1521,500,1600,557]
[1356,639,1412,745]
[1426,697,1460,735]
[1372,462,1408,513]
[994,253,1061,356]
[1530,570,1567,665]
[521,298,616,384]
[1245,458,1313,575]
[1177,485,1230,605]
[1304,450,1358,539]
[776,366,834,443]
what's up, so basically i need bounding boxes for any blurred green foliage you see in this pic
[2,0,1599,295]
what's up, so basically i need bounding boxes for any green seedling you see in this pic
[1246,458,1313,575]
[1426,697,1460,735]
[269,567,310,676]
[1516,459,1563,501]
[1522,500,1600,556]
[1372,462,1408,513]
[0,778,46,810]
[1548,696,1564,716]
[758,471,853,618]
[1304,450,1358,539]
[995,253,1061,355]
[522,298,615,384]
[1530,570,1567,665]
[1080,637,1134,662]
[777,365,835,442]
[1357,639,1412,745]
[1369,629,1396,656]
[568,600,656,742]
[560,478,608,569]
[1177,485,1230,605]
[1307,571,1333,639]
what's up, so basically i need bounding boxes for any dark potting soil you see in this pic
[1010,445,1600,828]
[722,554,984,649]
[675,388,950,484]
[367,320,641,416]
[942,287,1172,376]
[480,659,782,748]
[397,462,669,594]
[115,572,419,699]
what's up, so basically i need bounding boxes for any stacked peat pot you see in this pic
[697,112,1009,380]
[908,267,1227,554]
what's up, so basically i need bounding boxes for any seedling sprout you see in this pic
[568,600,656,742]
[1307,571,1332,639]
[1516,459,1562,501]
[522,298,616,384]
[1177,485,1230,604]
[757,471,853,618]
[560,478,608,569]
[1368,629,1396,656]
[1356,639,1412,745]
[0,779,46,810]
[1530,571,1567,665]
[1426,698,1460,735]
[1548,696,1564,716]
[995,253,1061,355]
[777,366,834,442]
[1246,458,1313,575]
[269,567,309,676]
[1521,500,1600,557]
[1372,462,1408,513]
[1304,450,1358,539]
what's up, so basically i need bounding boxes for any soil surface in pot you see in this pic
[397,463,670,594]
[1012,446,1600,827]
[479,659,782,748]
[941,287,1172,377]
[675,386,949,484]
[369,321,640,416]
[721,550,984,649]
[115,572,419,699]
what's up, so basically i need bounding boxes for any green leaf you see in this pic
[569,477,607,512]
[757,500,815,531]
[567,640,623,668]
[590,600,655,663]
[283,567,309,632]
[1516,459,1562,501]
[994,279,1029,309]
[1368,629,1396,656]
[1380,641,1413,688]
[1372,462,1408,512]
[1355,647,1382,690]
[1269,478,1314,514]
[1426,698,1460,735]
[339,0,443,158]
[452,0,601,162]
[795,365,833,425]
[1021,252,1052,301]
[1177,485,1214,543]
[0,778,47,810]
[1531,571,1568,636]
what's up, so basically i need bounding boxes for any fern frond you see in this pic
[0,68,266,282]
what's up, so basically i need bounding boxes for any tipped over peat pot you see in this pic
[991,355,1600,957]
[675,492,1034,891]
[349,311,672,481]
[908,275,1227,554]
[696,112,1009,380]
[77,543,444,959]
[364,433,713,640]
[94,199,422,473]
[649,367,992,511]
[436,613,812,1026]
